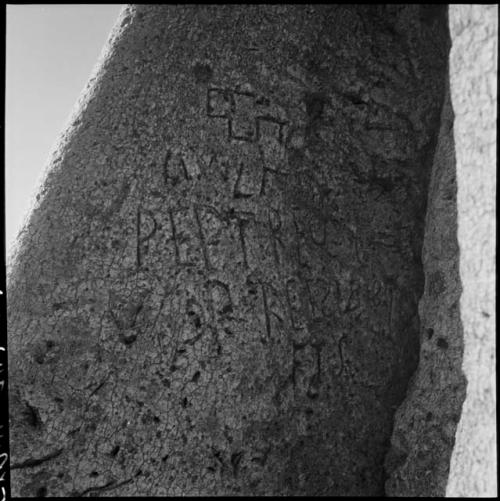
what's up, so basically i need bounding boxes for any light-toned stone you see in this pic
[446,5,497,497]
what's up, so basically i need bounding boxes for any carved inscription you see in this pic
[261,284,272,341]
[130,84,401,418]
[193,208,213,271]
[207,87,287,144]
[206,280,233,320]
[231,91,256,141]
[194,206,230,271]
[108,291,149,346]
[168,208,201,266]
[285,278,307,331]
[340,276,362,314]
[163,149,188,186]
[267,207,285,267]
[163,149,201,187]
[233,153,262,199]
[137,209,158,269]
[259,281,285,340]
[292,342,321,399]
[228,208,257,270]
[306,278,336,320]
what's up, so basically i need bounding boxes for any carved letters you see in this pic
[267,207,285,267]
[130,85,397,406]
[163,149,202,187]
[207,87,287,145]
[137,209,158,269]
[306,278,335,320]
[233,158,262,199]
[292,342,322,399]
[285,278,307,330]
[206,280,233,319]
[163,149,187,186]
[168,208,200,266]
[194,206,229,271]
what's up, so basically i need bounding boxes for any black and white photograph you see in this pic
[2,4,497,498]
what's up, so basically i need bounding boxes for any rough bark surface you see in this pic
[384,78,466,498]
[8,5,449,496]
[446,5,497,497]
[386,5,497,496]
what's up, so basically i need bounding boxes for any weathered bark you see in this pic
[385,5,497,496]
[385,73,466,498]
[8,5,449,496]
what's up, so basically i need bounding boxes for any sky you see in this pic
[5,4,124,257]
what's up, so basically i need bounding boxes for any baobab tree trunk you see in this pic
[385,5,497,497]
[8,5,450,496]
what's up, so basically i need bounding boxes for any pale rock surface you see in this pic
[446,5,497,497]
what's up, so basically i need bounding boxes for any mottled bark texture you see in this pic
[384,74,466,498]
[8,5,449,496]
[386,5,498,497]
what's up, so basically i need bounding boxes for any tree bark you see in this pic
[386,6,497,496]
[8,5,449,496]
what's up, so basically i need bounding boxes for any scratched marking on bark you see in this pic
[137,209,158,269]
[206,86,288,143]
